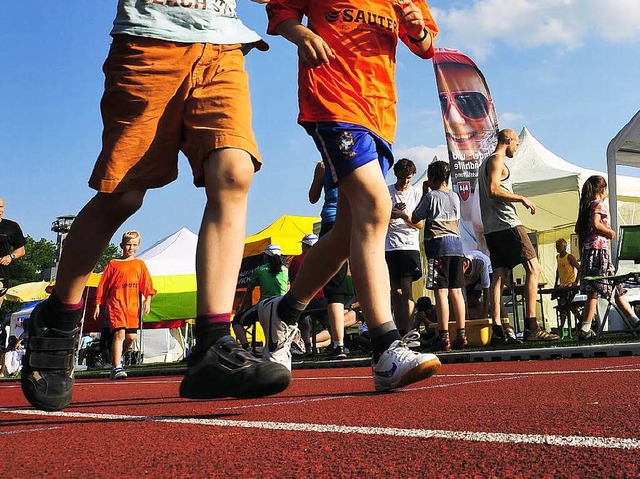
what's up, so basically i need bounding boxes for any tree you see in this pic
[1,236,119,319]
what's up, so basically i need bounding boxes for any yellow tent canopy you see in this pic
[5,281,51,302]
[243,215,320,258]
[6,273,103,303]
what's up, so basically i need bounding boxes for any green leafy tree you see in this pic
[95,243,119,273]
[1,236,119,319]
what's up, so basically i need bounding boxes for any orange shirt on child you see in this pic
[95,258,156,330]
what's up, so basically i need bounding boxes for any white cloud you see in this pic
[499,112,526,124]
[432,0,640,59]
[391,144,449,181]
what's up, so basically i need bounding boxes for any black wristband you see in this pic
[409,28,429,45]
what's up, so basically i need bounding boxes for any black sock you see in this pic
[46,292,84,331]
[492,325,505,338]
[195,313,231,350]
[277,293,307,325]
[439,330,450,340]
[456,328,466,338]
[370,321,402,362]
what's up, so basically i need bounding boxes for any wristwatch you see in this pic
[10,252,16,260]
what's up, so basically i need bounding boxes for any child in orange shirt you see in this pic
[261,0,442,391]
[94,231,156,379]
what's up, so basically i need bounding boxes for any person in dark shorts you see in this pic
[0,197,26,309]
[477,129,559,341]
[412,160,467,351]
[386,158,424,334]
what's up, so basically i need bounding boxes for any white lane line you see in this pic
[0,426,61,435]
[1,408,638,450]
[439,368,640,378]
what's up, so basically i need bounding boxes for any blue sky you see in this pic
[1,1,640,249]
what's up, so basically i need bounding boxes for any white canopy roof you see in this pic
[607,110,640,246]
[137,227,197,276]
[509,127,640,233]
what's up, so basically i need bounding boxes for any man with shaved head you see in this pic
[0,197,26,309]
[477,129,559,342]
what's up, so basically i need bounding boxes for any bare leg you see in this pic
[55,192,146,303]
[327,302,345,343]
[490,267,509,327]
[111,329,125,367]
[435,289,450,332]
[197,149,254,315]
[449,288,466,330]
[523,257,542,320]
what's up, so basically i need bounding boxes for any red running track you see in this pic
[1,356,639,478]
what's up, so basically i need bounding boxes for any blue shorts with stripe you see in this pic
[302,122,394,188]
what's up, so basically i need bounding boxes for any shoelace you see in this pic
[400,330,421,345]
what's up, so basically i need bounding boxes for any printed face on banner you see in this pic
[436,62,498,163]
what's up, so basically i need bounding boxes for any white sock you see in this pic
[581,322,592,333]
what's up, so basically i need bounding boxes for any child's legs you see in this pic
[581,293,599,324]
[434,288,450,331]
[54,192,145,304]
[449,288,466,330]
[327,302,345,343]
[111,329,126,367]
[614,290,635,318]
[123,332,136,353]
[197,149,254,316]
[337,161,392,329]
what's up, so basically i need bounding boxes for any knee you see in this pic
[205,153,254,198]
[97,191,145,221]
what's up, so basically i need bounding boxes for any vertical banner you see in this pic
[433,48,499,251]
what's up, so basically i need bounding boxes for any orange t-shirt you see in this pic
[95,258,156,329]
[267,0,439,143]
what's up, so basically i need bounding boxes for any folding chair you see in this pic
[582,224,640,338]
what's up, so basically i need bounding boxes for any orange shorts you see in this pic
[108,312,139,332]
[89,35,261,193]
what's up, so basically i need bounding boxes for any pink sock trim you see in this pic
[50,291,83,312]
[196,313,231,325]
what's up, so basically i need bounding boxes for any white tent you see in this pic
[607,110,640,257]
[509,128,640,329]
[132,227,199,363]
[511,127,640,235]
[138,227,198,275]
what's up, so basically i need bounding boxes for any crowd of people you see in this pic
[0,1,634,418]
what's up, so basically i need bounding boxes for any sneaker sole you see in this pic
[21,379,75,412]
[327,354,348,360]
[179,362,292,400]
[394,356,441,390]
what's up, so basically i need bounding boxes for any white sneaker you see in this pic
[110,366,127,380]
[372,330,441,392]
[258,296,299,371]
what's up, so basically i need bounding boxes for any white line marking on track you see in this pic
[1,408,638,450]
[0,426,60,435]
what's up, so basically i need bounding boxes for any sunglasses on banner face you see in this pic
[439,91,491,121]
